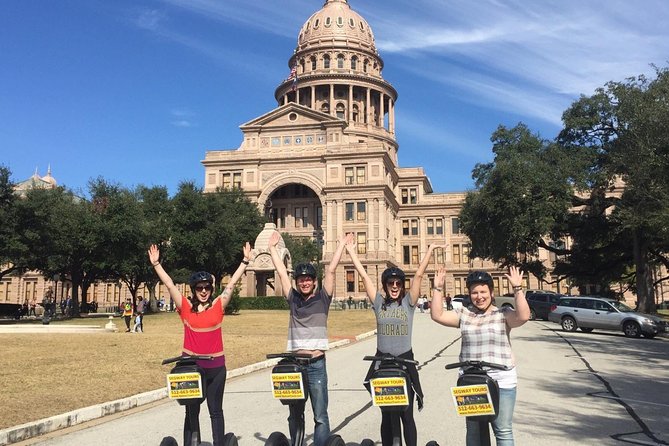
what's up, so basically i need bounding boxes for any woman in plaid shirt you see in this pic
[431,266,529,446]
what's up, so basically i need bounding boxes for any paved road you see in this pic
[22,315,669,446]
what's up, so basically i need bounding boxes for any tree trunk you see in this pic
[633,230,655,313]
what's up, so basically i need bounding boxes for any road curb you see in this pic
[0,330,377,445]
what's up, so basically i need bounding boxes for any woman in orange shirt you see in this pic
[148,242,251,446]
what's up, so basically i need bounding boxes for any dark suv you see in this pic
[526,292,563,320]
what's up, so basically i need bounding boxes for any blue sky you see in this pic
[2,0,668,196]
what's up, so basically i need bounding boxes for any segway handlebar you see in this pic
[266,352,315,360]
[445,360,509,371]
[161,354,214,365]
[363,354,419,366]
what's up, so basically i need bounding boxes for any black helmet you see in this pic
[294,263,317,279]
[189,271,214,294]
[381,267,405,286]
[465,271,494,290]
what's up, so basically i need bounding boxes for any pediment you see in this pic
[240,103,346,132]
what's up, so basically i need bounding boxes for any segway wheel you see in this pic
[159,436,179,446]
[223,432,238,446]
[324,434,345,446]
[265,431,290,446]
[425,441,440,446]
[360,438,376,446]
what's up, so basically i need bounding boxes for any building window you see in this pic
[345,202,354,221]
[452,217,461,234]
[345,165,366,184]
[462,244,470,264]
[295,207,302,228]
[233,172,242,189]
[357,166,366,184]
[358,267,366,292]
[221,171,242,189]
[323,55,330,69]
[351,56,357,70]
[493,277,501,293]
[402,220,410,236]
[454,278,463,295]
[316,206,322,229]
[336,103,345,119]
[453,245,461,264]
[411,219,418,236]
[403,246,410,264]
[337,54,344,69]
[222,173,231,189]
[427,219,434,235]
[346,270,355,293]
[302,207,309,228]
[411,246,419,265]
[436,218,444,235]
[357,202,366,221]
[357,232,367,254]
[436,249,444,264]
[401,187,417,204]
[310,57,317,71]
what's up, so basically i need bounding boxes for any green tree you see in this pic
[559,67,669,311]
[460,124,580,280]
[15,186,102,316]
[461,67,669,312]
[168,182,264,287]
[0,166,26,281]
[281,232,323,279]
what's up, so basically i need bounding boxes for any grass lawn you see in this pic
[0,309,376,430]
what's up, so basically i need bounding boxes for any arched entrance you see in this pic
[265,183,323,240]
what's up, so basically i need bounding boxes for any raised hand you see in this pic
[242,242,252,260]
[268,231,280,248]
[148,244,160,265]
[504,266,524,288]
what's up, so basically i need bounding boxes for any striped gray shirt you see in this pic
[286,288,332,351]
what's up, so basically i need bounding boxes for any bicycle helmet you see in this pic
[381,267,405,285]
[293,263,317,279]
[189,271,214,295]
[465,270,494,291]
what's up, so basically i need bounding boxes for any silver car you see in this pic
[548,296,667,339]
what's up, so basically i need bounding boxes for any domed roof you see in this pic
[297,0,376,53]
[41,165,57,186]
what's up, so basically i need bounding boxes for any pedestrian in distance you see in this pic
[430,266,530,446]
[148,241,252,446]
[346,239,446,446]
[267,231,350,446]
[121,298,133,332]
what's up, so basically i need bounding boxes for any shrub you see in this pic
[238,296,289,310]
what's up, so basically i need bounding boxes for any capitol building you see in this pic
[202,0,561,299]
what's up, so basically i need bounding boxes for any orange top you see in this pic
[178,296,225,368]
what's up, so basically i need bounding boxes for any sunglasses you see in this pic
[195,285,213,292]
[386,279,403,287]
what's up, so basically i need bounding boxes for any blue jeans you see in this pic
[288,357,330,446]
[466,387,516,446]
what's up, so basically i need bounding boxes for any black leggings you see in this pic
[380,389,417,446]
[184,365,227,446]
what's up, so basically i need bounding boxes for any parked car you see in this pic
[548,296,667,338]
[495,289,557,310]
[450,294,471,310]
[526,293,564,320]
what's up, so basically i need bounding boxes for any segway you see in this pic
[264,352,345,446]
[360,354,421,446]
[445,360,509,446]
[159,355,238,446]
